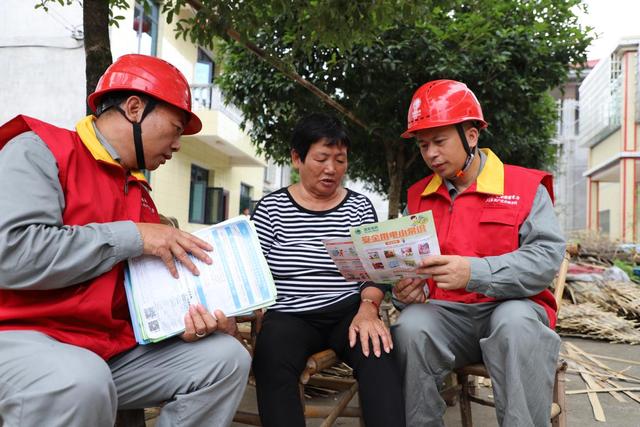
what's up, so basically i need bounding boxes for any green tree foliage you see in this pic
[162,0,431,52]
[39,0,592,216]
[202,0,591,216]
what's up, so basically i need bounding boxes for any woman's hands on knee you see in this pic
[349,303,392,358]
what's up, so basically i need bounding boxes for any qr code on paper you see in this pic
[148,320,160,333]
[144,307,157,319]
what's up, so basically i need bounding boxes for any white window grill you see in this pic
[579,53,623,146]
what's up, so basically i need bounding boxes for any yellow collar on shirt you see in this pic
[421,148,504,197]
[75,115,147,181]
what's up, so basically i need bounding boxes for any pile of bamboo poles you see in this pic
[567,280,640,318]
[554,233,640,343]
[557,303,640,344]
[561,341,640,423]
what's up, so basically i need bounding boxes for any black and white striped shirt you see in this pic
[251,187,378,312]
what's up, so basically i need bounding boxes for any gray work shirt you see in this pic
[403,150,566,300]
[0,129,143,290]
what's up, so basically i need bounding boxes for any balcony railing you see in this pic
[190,83,244,125]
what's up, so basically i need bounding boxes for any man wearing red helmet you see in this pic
[0,54,249,426]
[391,80,565,426]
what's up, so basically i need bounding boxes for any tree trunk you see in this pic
[384,140,405,219]
[83,0,113,115]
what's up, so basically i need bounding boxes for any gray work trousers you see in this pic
[392,299,561,427]
[0,330,251,427]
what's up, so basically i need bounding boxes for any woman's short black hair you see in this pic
[290,113,351,162]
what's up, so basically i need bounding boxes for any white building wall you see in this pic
[263,160,291,195]
[0,0,85,128]
[346,179,389,220]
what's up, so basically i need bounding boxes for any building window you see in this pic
[133,0,159,56]
[556,99,563,136]
[195,48,215,84]
[240,183,253,214]
[610,53,622,82]
[598,209,610,236]
[189,165,228,224]
[189,165,209,224]
[609,53,623,128]
[264,160,277,184]
[192,48,216,109]
[206,187,228,224]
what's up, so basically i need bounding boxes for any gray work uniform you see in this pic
[392,151,565,427]
[0,130,250,427]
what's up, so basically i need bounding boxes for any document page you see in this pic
[125,216,276,344]
[323,211,440,284]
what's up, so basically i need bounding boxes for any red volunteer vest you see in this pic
[407,154,559,328]
[0,115,159,360]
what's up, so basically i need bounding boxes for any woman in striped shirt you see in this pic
[251,113,405,427]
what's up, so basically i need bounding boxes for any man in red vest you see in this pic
[391,80,565,426]
[0,54,250,426]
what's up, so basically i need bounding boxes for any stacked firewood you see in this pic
[555,231,640,344]
[558,303,640,344]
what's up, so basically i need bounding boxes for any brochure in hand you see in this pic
[322,211,440,284]
[125,215,276,344]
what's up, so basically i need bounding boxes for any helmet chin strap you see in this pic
[114,99,157,170]
[451,123,476,180]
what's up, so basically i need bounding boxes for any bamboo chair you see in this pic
[232,313,364,427]
[450,248,572,427]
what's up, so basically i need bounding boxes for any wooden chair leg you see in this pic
[457,373,473,427]
[441,372,461,406]
[552,361,568,427]
[316,382,358,427]
[115,409,145,427]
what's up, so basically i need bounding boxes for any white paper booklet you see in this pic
[323,211,440,284]
[125,216,276,344]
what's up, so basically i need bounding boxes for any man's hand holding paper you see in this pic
[393,278,427,304]
[136,223,213,278]
[181,305,237,342]
[323,211,441,285]
[415,255,471,290]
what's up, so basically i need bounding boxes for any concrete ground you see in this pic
[229,337,640,427]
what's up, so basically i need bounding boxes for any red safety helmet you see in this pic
[401,79,487,139]
[87,54,202,135]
